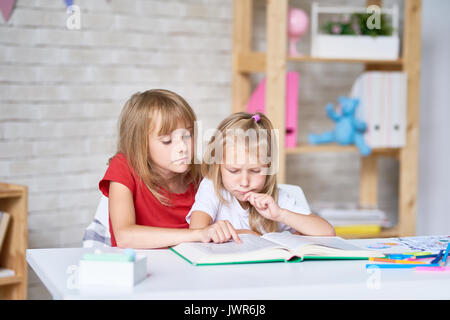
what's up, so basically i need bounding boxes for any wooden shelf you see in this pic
[0,183,28,299]
[288,55,404,65]
[0,184,25,199]
[286,144,400,158]
[236,51,403,73]
[0,275,23,286]
[232,0,422,238]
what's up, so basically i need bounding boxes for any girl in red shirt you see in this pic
[99,89,239,248]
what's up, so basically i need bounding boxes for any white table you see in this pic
[27,238,450,300]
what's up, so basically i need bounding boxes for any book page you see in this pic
[171,234,292,264]
[262,232,366,252]
[189,234,281,256]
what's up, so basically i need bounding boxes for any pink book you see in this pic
[246,72,299,148]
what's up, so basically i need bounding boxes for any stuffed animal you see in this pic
[308,96,371,156]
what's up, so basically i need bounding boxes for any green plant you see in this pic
[322,13,394,36]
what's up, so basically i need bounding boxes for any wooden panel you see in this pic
[289,56,403,66]
[235,52,403,73]
[359,155,378,208]
[398,0,422,237]
[236,52,266,73]
[286,144,399,157]
[366,0,383,7]
[365,63,403,71]
[265,0,288,183]
[231,0,253,113]
[0,183,24,199]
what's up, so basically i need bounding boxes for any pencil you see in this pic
[368,257,428,264]
[366,263,440,269]
[431,250,444,264]
[440,243,450,266]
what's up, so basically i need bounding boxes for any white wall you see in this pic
[0,0,233,298]
[417,0,450,235]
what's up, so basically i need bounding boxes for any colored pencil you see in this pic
[440,243,450,266]
[366,263,440,269]
[368,257,428,264]
[431,250,444,264]
[414,266,450,272]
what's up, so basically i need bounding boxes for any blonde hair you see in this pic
[114,89,202,206]
[202,112,279,234]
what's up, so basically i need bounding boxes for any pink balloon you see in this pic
[287,8,309,56]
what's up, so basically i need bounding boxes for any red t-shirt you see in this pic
[99,153,197,247]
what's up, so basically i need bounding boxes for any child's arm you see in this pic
[244,192,335,236]
[277,210,336,236]
[109,181,208,248]
[189,211,242,243]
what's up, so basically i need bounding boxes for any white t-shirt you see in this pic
[186,178,311,233]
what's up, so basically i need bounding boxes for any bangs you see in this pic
[148,100,196,137]
[222,128,272,166]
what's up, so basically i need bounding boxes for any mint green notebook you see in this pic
[169,232,384,266]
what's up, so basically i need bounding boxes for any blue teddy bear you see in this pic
[308,96,371,156]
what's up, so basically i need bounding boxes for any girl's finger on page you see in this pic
[220,221,232,241]
[225,220,241,243]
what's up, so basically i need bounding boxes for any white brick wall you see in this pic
[0,0,233,299]
[0,0,401,299]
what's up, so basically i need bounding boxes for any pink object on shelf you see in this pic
[287,8,309,57]
[246,72,299,149]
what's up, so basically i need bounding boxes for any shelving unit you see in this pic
[231,0,422,238]
[0,183,28,299]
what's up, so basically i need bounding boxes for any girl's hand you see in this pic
[243,192,282,221]
[199,220,242,244]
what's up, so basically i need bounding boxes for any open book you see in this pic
[170,232,385,266]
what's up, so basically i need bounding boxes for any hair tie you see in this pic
[252,114,261,123]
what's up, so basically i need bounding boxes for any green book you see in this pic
[169,232,385,266]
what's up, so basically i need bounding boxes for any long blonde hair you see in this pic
[114,89,202,206]
[202,112,279,234]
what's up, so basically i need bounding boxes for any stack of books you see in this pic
[317,208,391,237]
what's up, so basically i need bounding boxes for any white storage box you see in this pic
[310,3,400,60]
[78,254,147,288]
[313,34,399,60]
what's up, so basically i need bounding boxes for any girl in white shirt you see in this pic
[188,112,335,243]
